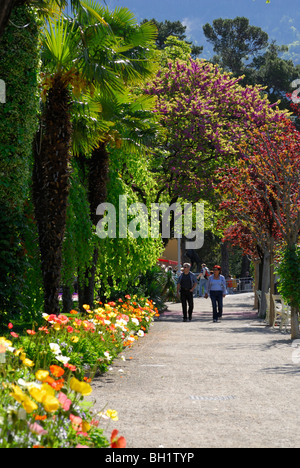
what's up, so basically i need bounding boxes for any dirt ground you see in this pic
[90,293,300,448]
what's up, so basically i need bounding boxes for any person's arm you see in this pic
[190,275,197,293]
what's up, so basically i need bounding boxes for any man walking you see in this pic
[177,263,197,321]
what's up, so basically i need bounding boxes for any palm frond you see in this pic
[42,17,75,70]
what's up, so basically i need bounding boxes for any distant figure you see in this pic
[197,263,210,297]
[205,265,227,323]
[226,274,234,294]
[177,263,197,322]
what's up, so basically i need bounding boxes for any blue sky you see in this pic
[103,0,300,64]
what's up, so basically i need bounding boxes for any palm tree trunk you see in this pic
[32,74,72,315]
[80,142,109,308]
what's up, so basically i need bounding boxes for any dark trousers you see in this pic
[210,290,223,320]
[180,289,194,319]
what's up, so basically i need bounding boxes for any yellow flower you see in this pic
[41,383,55,396]
[22,358,35,367]
[29,387,45,403]
[29,383,55,406]
[70,377,92,396]
[53,323,61,331]
[22,395,38,414]
[70,336,79,343]
[35,370,49,382]
[0,337,12,348]
[106,409,118,421]
[43,394,60,413]
[10,385,26,403]
[82,420,91,433]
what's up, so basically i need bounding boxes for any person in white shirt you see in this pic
[205,265,227,322]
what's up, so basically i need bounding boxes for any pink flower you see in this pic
[58,392,72,411]
[28,422,48,436]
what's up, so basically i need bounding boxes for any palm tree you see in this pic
[33,5,157,315]
[67,2,158,308]
[76,90,159,308]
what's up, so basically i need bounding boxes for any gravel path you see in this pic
[90,293,300,448]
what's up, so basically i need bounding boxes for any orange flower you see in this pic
[34,414,47,421]
[50,365,65,378]
[70,309,78,315]
[70,414,83,432]
[50,378,64,391]
[26,329,36,335]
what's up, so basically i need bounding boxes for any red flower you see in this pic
[110,429,126,448]
[8,323,13,329]
[64,363,77,372]
[10,332,19,338]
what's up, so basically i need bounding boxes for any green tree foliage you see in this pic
[203,16,269,76]
[94,144,163,301]
[141,18,203,58]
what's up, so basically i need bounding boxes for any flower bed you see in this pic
[0,296,158,448]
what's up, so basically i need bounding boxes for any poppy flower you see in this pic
[50,365,65,378]
[8,323,13,329]
[110,429,126,448]
[58,392,72,411]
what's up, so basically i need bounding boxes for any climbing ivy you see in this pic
[0,5,40,318]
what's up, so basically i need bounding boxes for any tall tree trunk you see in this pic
[291,306,300,340]
[221,240,230,278]
[253,259,260,310]
[269,237,275,328]
[80,142,109,308]
[258,249,270,320]
[32,74,72,315]
[241,254,251,278]
[62,285,73,315]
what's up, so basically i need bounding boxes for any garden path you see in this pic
[91,293,300,448]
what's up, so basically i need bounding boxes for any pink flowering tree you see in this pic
[146,58,286,202]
